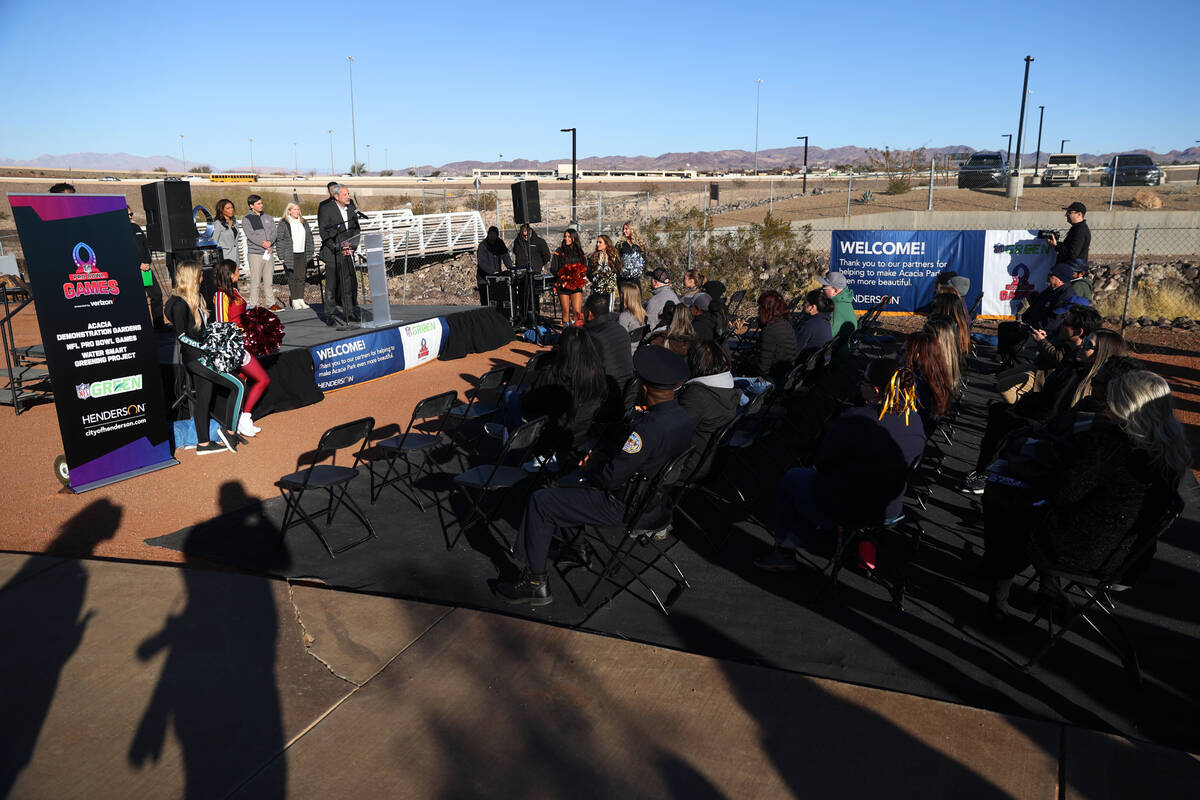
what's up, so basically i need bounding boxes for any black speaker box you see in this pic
[709,182,720,202]
[141,180,196,252]
[511,180,542,225]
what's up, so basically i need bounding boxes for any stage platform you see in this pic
[270,303,486,351]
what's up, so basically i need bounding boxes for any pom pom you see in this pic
[555,261,588,292]
[201,322,245,373]
[241,307,285,358]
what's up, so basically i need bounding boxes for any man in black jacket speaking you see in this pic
[317,185,361,325]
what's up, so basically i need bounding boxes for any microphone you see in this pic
[355,210,370,220]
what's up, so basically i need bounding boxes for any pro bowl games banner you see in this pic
[9,194,176,491]
[980,230,1056,317]
[311,317,446,392]
[830,230,983,312]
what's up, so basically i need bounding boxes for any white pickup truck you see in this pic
[1041,154,1081,187]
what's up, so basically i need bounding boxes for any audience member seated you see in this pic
[644,268,680,330]
[687,292,721,342]
[750,290,798,385]
[677,340,740,479]
[981,370,1189,620]
[794,289,833,359]
[581,292,637,414]
[931,293,970,359]
[995,263,1078,368]
[924,316,963,395]
[995,305,1101,405]
[904,330,953,429]
[681,268,705,299]
[755,360,926,571]
[647,301,695,358]
[521,327,609,467]
[494,347,694,606]
[617,280,647,340]
[964,328,1130,493]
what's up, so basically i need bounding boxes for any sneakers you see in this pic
[238,412,260,438]
[268,303,284,312]
[522,453,558,473]
[494,571,553,606]
[215,427,237,454]
[195,441,227,455]
[754,547,799,572]
[291,299,305,310]
[962,470,987,494]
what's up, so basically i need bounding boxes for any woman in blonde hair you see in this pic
[618,221,646,281]
[617,281,647,337]
[274,201,314,309]
[164,262,244,455]
[983,368,1189,618]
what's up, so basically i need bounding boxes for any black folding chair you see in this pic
[276,416,376,558]
[357,390,458,508]
[628,323,650,353]
[447,416,547,550]
[851,295,893,356]
[447,364,516,452]
[1023,493,1184,682]
[726,289,748,321]
[570,446,695,615]
[510,349,554,396]
[673,419,740,551]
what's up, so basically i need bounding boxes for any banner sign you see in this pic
[9,193,176,492]
[980,230,1056,317]
[311,317,448,391]
[830,230,983,312]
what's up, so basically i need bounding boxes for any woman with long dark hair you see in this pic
[904,330,953,426]
[212,260,270,437]
[754,290,798,383]
[551,229,588,326]
[212,199,240,267]
[931,293,970,357]
[523,327,608,459]
[588,234,621,302]
[164,262,242,454]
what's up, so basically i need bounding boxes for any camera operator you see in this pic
[1044,202,1090,265]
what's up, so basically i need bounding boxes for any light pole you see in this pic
[1012,55,1034,203]
[366,144,371,173]
[292,141,298,175]
[1002,133,1012,165]
[347,56,358,174]
[328,130,335,175]
[1060,138,1070,154]
[753,78,763,175]
[249,138,254,174]
[179,134,186,174]
[1033,106,1045,177]
[796,135,808,194]
[560,128,577,227]
[384,147,388,172]
[1195,140,1199,186]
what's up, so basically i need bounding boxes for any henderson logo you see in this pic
[76,374,142,400]
[63,242,120,299]
[81,403,146,425]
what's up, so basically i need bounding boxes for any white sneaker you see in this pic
[238,412,258,438]
[292,299,305,310]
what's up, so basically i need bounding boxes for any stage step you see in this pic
[15,343,46,362]
[0,384,51,407]
[2,364,50,383]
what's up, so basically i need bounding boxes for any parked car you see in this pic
[99,176,120,182]
[1101,154,1164,186]
[1040,154,1081,187]
[957,153,1009,188]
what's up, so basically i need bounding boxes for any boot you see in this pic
[495,569,553,606]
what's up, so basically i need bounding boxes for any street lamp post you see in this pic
[347,56,358,174]
[366,144,371,173]
[328,130,335,176]
[1195,140,1199,186]
[796,135,808,194]
[249,138,254,174]
[1060,138,1070,154]
[1034,106,1045,177]
[384,147,388,172]
[292,141,298,175]
[1010,55,1034,207]
[753,79,763,175]
[1002,133,1013,165]
[560,128,577,228]
[179,135,186,174]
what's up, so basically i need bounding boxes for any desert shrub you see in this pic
[153,167,167,173]
[886,177,911,195]
[188,165,212,173]
[639,182,661,198]
[1095,282,1200,320]
[379,170,394,177]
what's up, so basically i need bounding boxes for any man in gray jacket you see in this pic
[644,267,680,330]
[241,194,279,309]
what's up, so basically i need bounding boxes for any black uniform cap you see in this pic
[634,347,689,389]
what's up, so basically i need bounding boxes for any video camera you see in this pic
[1036,230,1059,241]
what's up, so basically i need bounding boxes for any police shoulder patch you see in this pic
[622,432,643,454]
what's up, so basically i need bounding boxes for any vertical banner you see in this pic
[980,230,1056,317]
[830,230,983,312]
[398,317,445,370]
[9,194,176,491]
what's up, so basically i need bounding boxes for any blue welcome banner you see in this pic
[830,230,984,312]
[310,316,449,392]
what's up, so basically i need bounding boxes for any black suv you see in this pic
[1101,154,1164,186]
[957,153,1009,188]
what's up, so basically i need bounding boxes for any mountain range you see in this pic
[3,145,1198,175]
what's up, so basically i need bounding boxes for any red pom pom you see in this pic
[556,261,588,292]
[240,307,285,357]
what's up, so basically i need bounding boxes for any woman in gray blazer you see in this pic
[212,199,241,267]
[274,202,315,308]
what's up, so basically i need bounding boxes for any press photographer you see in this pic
[1039,201,1091,265]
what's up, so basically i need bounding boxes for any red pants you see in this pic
[239,353,270,415]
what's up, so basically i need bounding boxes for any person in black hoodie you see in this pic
[794,289,833,358]
[677,339,740,480]
[582,292,637,413]
[996,263,1077,367]
[511,224,551,272]
[475,226,513,306]
[687,292,721,341]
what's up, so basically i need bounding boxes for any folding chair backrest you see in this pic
[858,296,892,333]
[624,446,695,526]
[502,415,547,456]
[317,416,375,460]
[727,290,747,318]
[475,365,515,396]
[629,324,649,345]
[689,419,738,483]
[408,390,458,431]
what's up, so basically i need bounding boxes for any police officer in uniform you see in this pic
[495,347,695,606]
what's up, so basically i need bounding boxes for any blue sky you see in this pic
[1,0,1196,170]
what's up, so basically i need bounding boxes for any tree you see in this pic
[153,166,167,173]
[430,170,442,177]
[407,170,416,177]
[188,164,212,173]
[350,162,366,175]
[379,169,394,176]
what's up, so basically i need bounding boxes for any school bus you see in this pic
[209,173,259,183]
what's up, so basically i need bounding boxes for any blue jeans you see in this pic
[774,468,831,550]
[734,377,772,407]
